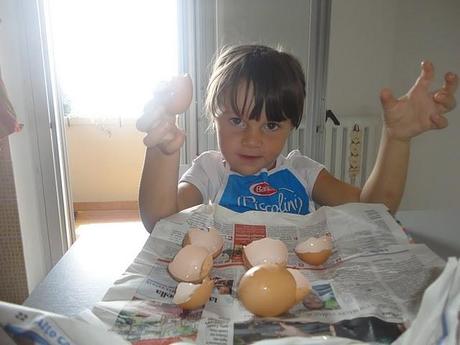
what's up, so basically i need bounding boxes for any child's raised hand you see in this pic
[136,75,193,154]
[379,61,458,141]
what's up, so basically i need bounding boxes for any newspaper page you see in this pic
[0,301,129,345]
[82,203,446,345]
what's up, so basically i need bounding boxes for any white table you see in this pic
[24,223,149,316]
[397,208,460,259]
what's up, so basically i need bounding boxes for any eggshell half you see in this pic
[287,268,311,303]
[168,245,213,283]
[238,264,297,317]
[242,238,288,269]
[173,277,214,310]
[295,235,333,266]
[165,75,193,115]
[182,227,224,259]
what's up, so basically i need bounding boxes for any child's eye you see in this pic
[264,122,281,131]
[229,117,246,128]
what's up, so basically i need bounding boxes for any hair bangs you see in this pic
[206,45,305,128]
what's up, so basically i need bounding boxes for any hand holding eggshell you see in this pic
[137,75,193,154]
[164,75,193,115]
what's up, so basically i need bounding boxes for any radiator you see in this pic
[324,116,380,187]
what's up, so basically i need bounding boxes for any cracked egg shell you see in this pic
[295,235,333,266]
[165,74,193,115]
[182,227,224,259]
[238,264,297,317]
[287,268,311,303]
[242,238,288,269]
[173,277,214,310]
[168,244,213,283]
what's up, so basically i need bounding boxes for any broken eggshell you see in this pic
[136,74,193,133]
[168,244,213,283]
[287,268,311,303]
[164,74,193,115]
[182,227,224,259]
[295,235,333,266]
[173,277,214,310]
[242,237,288,269]
[238,264,297,317]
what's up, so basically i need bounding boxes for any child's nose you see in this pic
[242,127,262,147]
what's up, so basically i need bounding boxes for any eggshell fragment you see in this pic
[287,268,311,303]
[238,264,297,317]
[165,74,193,115]
[168,245,213,283]
[173,277,214,310]
[182,227,224,259]
[136,75,192,134]
[242,238,288,269]
[295,235,333,266]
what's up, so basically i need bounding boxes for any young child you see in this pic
[137,44,457,232]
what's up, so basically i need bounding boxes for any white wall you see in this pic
[216,0,310,60]
[326,0,397,119]
[327,0,460,210]
[391,0,460,210]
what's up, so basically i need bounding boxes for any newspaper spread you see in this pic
[1,203,459,345]
[78,203,447,345]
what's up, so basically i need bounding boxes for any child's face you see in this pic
[215,83,293,176]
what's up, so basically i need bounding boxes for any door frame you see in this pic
[3,0,74,290]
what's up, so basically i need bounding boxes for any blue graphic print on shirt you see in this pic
[219,169,310,215]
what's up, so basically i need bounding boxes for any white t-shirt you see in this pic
[179,150,325,215]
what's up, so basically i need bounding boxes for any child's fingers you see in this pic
[136,103,167,132]
[142,120,173,147]
[158,128,186,155]
[430,113,449,129]
[417,60,435,88]
[442,72,458,96]
[434,91,457,113]
[379,88,398,111]
[143,131,174,148]
[433,72,458,112]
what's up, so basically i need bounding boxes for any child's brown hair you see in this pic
[205,44,306,128]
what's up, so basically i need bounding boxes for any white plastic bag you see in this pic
[393,258,460,345]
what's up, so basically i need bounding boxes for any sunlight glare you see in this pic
[49,0,178,119]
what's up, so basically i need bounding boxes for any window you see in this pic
[48,0,179,121]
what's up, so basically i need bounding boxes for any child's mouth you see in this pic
[238,154,261,160]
